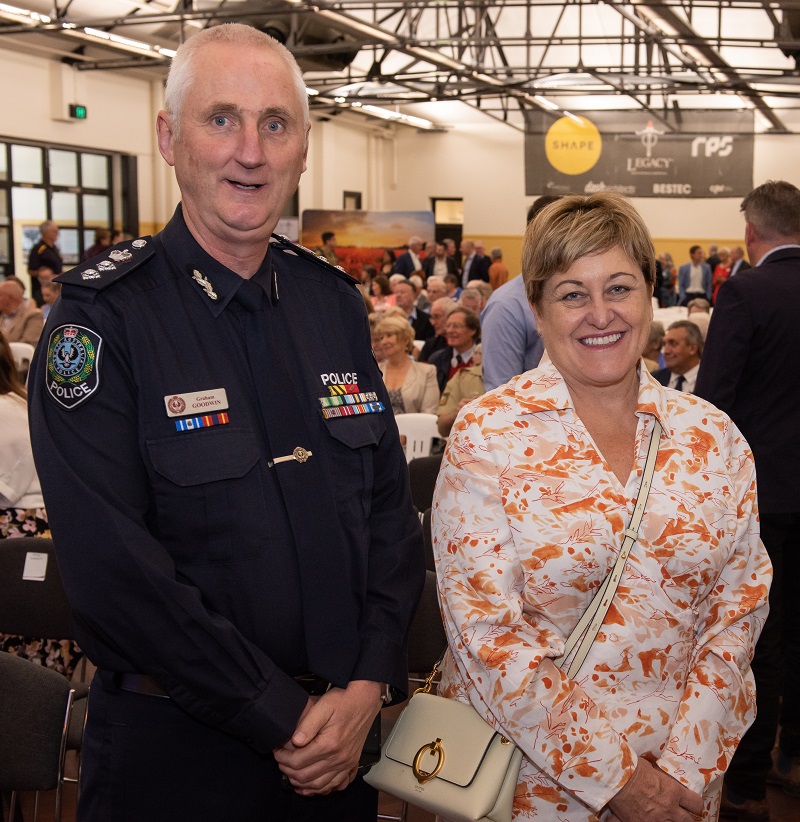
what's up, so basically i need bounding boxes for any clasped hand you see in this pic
[273,680,382,796]
[607,759,704,822]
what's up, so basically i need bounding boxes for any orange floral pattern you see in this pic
[432,359,771,820]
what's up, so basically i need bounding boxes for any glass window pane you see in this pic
[81,153,108,188]
[49,149,78,186]
[0,144,7,181]
[11,144,43,184]
[11,186,47,222]
[59,228,80,266]
[51,191,78,223]
[83,193,109,224]
[0,191,7,224]
[0,227,9,265]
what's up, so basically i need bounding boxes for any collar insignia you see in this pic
[191,269,219,301]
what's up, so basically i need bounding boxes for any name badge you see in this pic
[164,388,229,418]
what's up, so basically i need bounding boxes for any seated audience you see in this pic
[370,274,396,312]
[443,273,461,301]
[0,279,44,346]
[653,319,703,392]
[686,297,712,339]
[393,278,434,341]
[409,273,430,314]
[379,247,396,277]
[418,298,455,363]
[82,228,113,262]
[467,280,493,311]
[375,315,439,415]
[437,344,484,438]
[425,275,447,304]
[428,307,481,392]
[40,281,61,321]
[458,287,484,315]
[0,332,83,677]
[642,320,665,371]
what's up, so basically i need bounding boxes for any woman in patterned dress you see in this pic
[0,331,83,677]
[432,193,770,821]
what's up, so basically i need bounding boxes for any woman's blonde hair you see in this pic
[522,191,656,307]
[374,315,415,355]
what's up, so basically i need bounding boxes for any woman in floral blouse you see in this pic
[432,192,770,821]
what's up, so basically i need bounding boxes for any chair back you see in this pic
[395,413,439,463]
[0,651,73,792]
[408,455,443,513]
[407,570,447,674]
[9,341,35,374]
[0,537,74,638]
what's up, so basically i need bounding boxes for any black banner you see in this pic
[525,110,754,198]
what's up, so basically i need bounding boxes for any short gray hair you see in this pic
[164,23,309,130]
[668,320,704,357]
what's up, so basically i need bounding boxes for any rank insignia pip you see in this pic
[46,325,103,410]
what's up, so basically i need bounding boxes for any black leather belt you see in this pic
[115,672,170,698]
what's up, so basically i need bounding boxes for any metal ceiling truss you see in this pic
[1,0,798,130]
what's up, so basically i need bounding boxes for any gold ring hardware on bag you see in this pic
[412,738,445,784]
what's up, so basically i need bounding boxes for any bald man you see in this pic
[0,279,44,346]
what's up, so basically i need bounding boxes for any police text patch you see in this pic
[46,325,103,410]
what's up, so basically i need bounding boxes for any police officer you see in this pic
[28,23,424,822]
[27,219,62,306]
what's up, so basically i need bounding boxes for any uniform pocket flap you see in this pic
[325,415,386,450]
[147,428,260,486]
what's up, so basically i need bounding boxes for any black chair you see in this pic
[0,652,85,822]
[0,538,89,819]
[408,454,443,513]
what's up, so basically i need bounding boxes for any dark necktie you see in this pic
[675,374,686,391]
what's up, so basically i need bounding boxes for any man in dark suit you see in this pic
[695,180,800,821]
[393,278,434,341]
[459,239,491,286]
[651,320,702,392]
[422,242,457,279]
[729,245,751,277]
[392,236,424,277]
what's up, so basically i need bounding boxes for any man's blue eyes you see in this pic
[211,117,283,132]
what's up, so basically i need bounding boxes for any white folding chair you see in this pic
[394,413,439,463]
[9,341,35,376]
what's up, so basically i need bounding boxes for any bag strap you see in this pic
[554,419,662,679]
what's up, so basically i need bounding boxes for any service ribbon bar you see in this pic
[175,412,230,431]
[319,391,379,408]
[321,401,384,419]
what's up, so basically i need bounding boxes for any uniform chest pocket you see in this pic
[324,415,386,522]
[146,428,264,564]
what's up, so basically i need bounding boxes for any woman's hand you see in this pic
[607,760,704,822]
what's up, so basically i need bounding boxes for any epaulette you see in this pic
[56,236,155,292]
[270,233,357,289]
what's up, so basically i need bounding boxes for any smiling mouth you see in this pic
[580,332,623,347]
[229,181,264,190]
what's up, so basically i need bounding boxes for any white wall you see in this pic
[4,45,800,243]
[0,48,166,229]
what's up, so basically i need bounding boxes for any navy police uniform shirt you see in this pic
[28,205,424,753]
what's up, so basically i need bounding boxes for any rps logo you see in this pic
[691,136,734,158]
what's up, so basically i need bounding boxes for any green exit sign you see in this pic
[69,104,87,120]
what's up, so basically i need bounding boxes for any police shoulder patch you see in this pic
[46,324,103,410]
[56,237,155,293]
